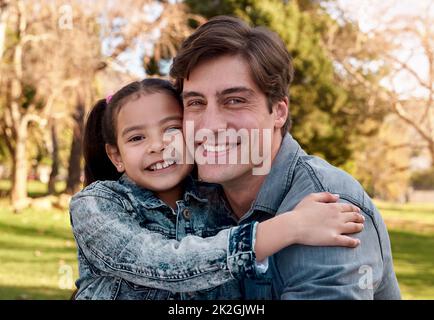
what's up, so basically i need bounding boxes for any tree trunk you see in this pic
[48,121,59,195]
[0,2,8,60]
[65,98,85,195]
[429,143,434,171]
[11,123,28,211]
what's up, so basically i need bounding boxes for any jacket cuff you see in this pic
[226,222,267,280]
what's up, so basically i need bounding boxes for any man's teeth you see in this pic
[203,144,237,152]
[149,160,175,171]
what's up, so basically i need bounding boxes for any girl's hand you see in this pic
[290,192,364,248]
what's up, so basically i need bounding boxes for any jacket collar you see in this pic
[243,133,303,219]
[118,173,208,210]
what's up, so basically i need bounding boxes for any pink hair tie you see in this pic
[106,95,113,104]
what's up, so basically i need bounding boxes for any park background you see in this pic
[0,0,433,299]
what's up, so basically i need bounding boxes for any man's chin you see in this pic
[198,163,251,184]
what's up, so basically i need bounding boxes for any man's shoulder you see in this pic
[289,154,370,208]
[299,155,363,190]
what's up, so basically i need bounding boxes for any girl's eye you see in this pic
[128,135,145,142]
[186,100,205,107]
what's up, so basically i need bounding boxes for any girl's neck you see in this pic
[154,184,184,210]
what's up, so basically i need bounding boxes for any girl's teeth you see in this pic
[150,160,175,171]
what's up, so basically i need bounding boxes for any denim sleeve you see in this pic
[228,222,269,279]
[70,193,264,292]
[274,198,401,300]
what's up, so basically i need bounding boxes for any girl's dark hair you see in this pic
[83,78,182,186]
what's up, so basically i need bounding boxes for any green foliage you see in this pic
[0,140,10,164]
[144,56,164,76]
[185,0,386,166]
[411,168,434,190]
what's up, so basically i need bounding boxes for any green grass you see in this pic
[0,199,78,300]
[0,193,433,299]
[388,229,434,299]
[376,201,434,299]
[0,179,67,198]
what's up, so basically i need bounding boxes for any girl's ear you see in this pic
[273,97,289,130]
[105,144,125,173]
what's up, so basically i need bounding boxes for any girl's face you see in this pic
[107,92,192,192]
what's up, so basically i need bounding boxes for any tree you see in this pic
[327,0,434,169]
[0,0,50,210]
[62,0,203,194]
[352,114,412,201]
[0,0,93,208]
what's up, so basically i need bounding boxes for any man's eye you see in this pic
[128,135,145,142]
[165,127,181,134]
[226,98,244,105]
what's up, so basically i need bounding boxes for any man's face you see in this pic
[182,54,285,185]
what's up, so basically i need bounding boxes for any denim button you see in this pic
[183,208,191,220]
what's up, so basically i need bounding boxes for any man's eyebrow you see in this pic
[182,87,255,100]
[218,86,255,97]
[181,91,205,100]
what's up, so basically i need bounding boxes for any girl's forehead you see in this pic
[117,93,182,126]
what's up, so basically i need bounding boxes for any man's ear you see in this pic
[105,143,125,173]
[274,97,289,130]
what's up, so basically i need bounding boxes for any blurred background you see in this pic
[0,0,433,299]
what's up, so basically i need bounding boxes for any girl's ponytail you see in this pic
[83,99,121,186]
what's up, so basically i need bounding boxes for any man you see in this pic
[170,16,401,299]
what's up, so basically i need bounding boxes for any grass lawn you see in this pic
[0,181,433,299]
[376,201,434,300]
[0,200,78,299]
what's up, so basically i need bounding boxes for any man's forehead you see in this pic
[181,85,256,98]
[182,55,258,95]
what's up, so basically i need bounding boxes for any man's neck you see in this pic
[222,133,283,220]
[222,174,267,220]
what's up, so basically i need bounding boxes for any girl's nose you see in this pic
[147,137,166,154]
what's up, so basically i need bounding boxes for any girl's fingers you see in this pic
[338,203,360,213]
[342,222,364,234]
[342,211,365,223]
[308,192,339,203]
[334,235,361,248]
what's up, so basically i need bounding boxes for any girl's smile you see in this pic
[106,92,193,195]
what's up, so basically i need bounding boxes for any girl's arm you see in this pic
[255,192,364,261]
[70,188,363,293]
[70,191,256,293]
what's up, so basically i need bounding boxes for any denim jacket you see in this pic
[70,175,264,300]
[240,133,401,300]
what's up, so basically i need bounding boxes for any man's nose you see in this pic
[198,102,227,133]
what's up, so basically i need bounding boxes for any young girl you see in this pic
[70,78,364,300]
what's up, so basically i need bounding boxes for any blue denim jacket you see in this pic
[240,133,401,300]
[70,175,263,300]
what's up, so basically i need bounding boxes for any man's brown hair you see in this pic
[170,15,294,135]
